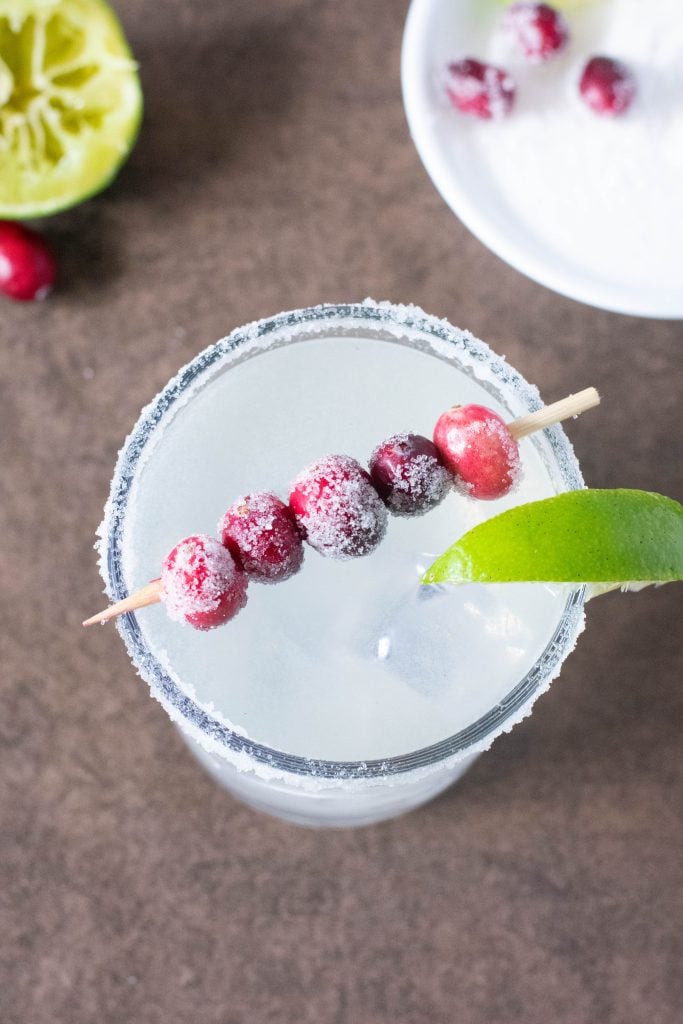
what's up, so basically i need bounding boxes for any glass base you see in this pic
[177,727,479,828]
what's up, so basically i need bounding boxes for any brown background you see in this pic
[2,1,682,1022]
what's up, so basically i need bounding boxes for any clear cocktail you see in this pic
[98,301,584,826]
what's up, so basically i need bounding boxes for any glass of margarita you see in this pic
[98,301,584,827]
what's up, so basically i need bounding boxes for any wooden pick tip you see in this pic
[82,579,163,628]
[508,387,600,441]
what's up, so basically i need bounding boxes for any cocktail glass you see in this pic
[99,301,585,827]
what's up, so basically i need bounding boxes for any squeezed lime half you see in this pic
[423,490,683,597]
[0,0,142,217]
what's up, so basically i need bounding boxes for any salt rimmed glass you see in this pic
[100,301,585,826]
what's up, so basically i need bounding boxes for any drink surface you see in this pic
[121,331,573,762]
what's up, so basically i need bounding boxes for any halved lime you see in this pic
[0,0,142,218]
[423,490,683,597]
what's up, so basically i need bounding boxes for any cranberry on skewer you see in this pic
[220,493,304,583]
[433,390,600,501]
[289,454,388,559]
[433,404,522,501]
[83,535,248,632]
[369,433,452,516]
[161,535,248,629]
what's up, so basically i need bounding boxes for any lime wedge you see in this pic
[0,0,142,218]
[423,490,683,597]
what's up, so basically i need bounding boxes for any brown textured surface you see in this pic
[2,1,683,1021]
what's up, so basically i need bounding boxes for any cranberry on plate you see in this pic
[445,59,516,121]
[579,56,636,116]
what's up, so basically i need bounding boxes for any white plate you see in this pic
[401,0,683,319]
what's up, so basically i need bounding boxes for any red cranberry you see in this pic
[504,3,569,64]
[219,492,304,583]
[161,534,248,630]
[579,56,636,116]
[0,221,56,301]
[445,59,516,121]
[433,404,521,500]
[369,433,452,516]
[289,455,388,559]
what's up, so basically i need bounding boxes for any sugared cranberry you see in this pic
[369,433,452,516]
[289,455,388,559]
[0,222,56,301]
[219,492,304,583]
[504,3,569,63]
[579,56,636,116]
[433,404,521,500]
[161,534,248,630]
[445,59,516,121]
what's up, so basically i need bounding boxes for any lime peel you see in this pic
[423,489,683,595]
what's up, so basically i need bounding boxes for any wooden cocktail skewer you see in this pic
[507,387,599,440]
[83,386,600,627]
[83,579,162,627]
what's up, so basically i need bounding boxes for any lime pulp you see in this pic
[0,0,142,218]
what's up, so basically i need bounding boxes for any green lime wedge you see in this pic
[0,0,142,218]
[423,490,683,597]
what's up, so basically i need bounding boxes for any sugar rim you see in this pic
[100,300,586,781]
